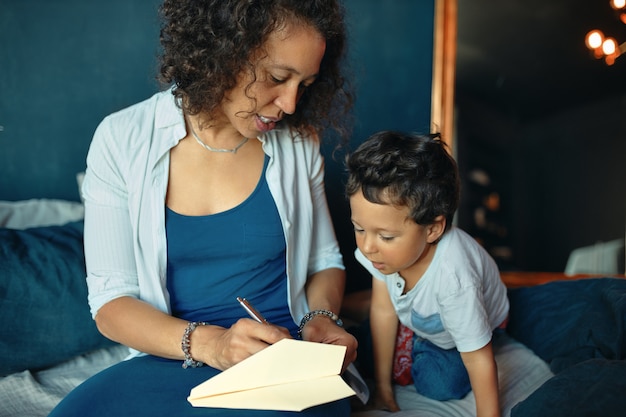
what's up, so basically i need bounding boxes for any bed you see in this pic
[1,198,625,417]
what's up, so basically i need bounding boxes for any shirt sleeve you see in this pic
[82,116,140,318]
[305,138,344,275]
[439,284,493,352]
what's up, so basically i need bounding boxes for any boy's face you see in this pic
[349,189,439,277]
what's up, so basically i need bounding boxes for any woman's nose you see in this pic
[274,84,299,115]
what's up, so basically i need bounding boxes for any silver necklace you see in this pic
[188,121,249,154]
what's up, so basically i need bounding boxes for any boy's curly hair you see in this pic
[345,131,460,231]
[158,0,353,140]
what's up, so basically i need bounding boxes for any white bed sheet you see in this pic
[0,345,128,417]
[352,333,554,417]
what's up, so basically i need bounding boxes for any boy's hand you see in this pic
[373,383,400,412]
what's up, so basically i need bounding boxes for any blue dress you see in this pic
[49,156,350,416]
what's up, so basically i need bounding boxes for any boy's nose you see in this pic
[360,235,377,255]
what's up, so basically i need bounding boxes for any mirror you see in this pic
[454,0,626,273]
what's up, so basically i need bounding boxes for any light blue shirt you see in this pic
[82,89,344,356]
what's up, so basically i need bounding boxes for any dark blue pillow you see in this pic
[507,278,626,374]
[511,359,626,417]
[0,222,115,376]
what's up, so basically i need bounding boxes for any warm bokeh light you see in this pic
[584,1,625,65]
[602,38,618,55]
[586,30,604,49]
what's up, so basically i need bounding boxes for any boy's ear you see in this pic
[426,215,446,244]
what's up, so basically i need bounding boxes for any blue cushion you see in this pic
[507,278,626,373]
[511,359,626,417]
[0,222,115,376]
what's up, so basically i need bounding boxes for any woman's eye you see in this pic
[270,75,285,84]
[353,227,364,233]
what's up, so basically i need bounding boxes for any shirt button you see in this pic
[396,282,402,288]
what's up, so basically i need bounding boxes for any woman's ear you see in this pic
[426,215,446,244]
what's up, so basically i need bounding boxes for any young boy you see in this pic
[346,131,509,417]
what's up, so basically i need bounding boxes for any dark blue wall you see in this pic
[0,0,434,290]
[328,0,435,291]
[0,0,162,201]
[0,0,433,203]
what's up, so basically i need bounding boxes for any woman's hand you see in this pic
[95,297,290,371]
[194,318,292,371]
[299,315,358,371]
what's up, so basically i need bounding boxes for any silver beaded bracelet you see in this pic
[297,309,343,339]
[181,321,208,369]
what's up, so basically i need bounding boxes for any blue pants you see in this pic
[49,354,351,417]
[411,337,471,401]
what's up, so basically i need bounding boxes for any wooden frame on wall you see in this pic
[431,0,457,152]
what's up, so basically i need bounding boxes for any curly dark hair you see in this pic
[158,0,353,140]
[345,131,460,231]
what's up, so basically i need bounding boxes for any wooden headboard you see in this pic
[501,271,626,288]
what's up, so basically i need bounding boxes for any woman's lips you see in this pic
[255,115,278,132]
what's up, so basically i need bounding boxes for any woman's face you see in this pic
[218,22,326,139]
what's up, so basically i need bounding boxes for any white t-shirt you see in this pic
[355,227,509,352]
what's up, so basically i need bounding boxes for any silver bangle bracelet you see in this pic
[297,310,343,339]
[181,321,209,369]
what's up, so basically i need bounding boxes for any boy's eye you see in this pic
[380,235,394,242]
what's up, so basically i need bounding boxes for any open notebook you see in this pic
[187,338,360,411]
